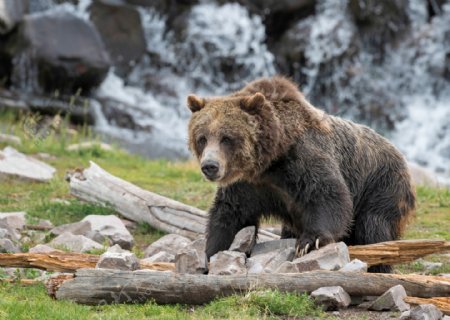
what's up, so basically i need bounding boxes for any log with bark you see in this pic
[53,269,450,305]
[0,252,175,272]
[0,239,448,272]
[405,297,450,315]
[67,161,278,241]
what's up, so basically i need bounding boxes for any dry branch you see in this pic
[349,239,450,266]
[68,162,279,242]
[0,252,175,273]
[53,269,450,305]
[405,297,450,315]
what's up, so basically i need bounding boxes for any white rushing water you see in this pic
[19,0,450,181]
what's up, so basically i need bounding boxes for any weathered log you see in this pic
[68,162,278,241]
[405,297,450,315]
[54,269,450,305]
[349,239,450,266]
[0,252,176,272]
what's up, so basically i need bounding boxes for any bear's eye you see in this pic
[197,136,207,146]
[221,136,233,146]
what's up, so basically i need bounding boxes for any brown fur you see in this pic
[187,76,415,273]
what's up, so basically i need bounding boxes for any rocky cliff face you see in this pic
[0,0,449,180]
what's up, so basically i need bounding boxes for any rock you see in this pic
[51,221,91,237]
[251,239,296,257]
[141,251,175,263]
[37,219,54,229]
[66,141,113,152]
[24,230,46,244]
[209,251,247,275]
[144,234,191,258]
[0,0,28,34]
[408,162,442,188]
[247,247,295,273]
[48,232,103,253]
[0,238,21,253]
[81,215,134,250]
[0,147,56,182]
[29,244,62,254]
[0,211,26,230]
[420,260,443,272]
[229,226,256,255]
[275,242,350,273]
[0,133,21,145]
[5,10,110,95]
[96,245,139,271]
[89,0,146,76]
[175,248,207,274]
[368,285,410,312]
[340,259,368,273]
[400,304,443,320]
[310,286,351,311]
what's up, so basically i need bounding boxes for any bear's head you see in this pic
[187,93,281,186]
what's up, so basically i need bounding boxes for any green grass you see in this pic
[1,112,449,319]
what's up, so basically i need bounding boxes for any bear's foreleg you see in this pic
[205,181,286,259]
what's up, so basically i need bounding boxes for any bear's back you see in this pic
[235,76,304,103]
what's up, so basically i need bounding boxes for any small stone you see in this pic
[368,285,410,312]
[175,248,207,274]
[0,211,26,230]
[0,133,21,145]
[0,227,19,241]
[49,232,103,253]
[247,247,295,273]
[50,221,91,237]
[96,247,140,271]
[81,215,134,249]
[275,242,350,273]
[251,239,296,256]
[310,286,351,311]
[144,234,191,258]
[209,251,247,275]
[141,251,175,263]
[340,259,368,272]
[24,230,47,244]
[0,238,21,253]
[400,304,443,320]
[37,219,54,229]
[229,226,256,255]
[29,244,62,253]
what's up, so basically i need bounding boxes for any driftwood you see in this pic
[53,269,450,305]
[68,162,278,241]
[405,297,450,315]
[349,239,450,266]
[0,252,175,273]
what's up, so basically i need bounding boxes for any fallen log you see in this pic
[54,269,450,305]
[349,239,450,266]
[405,297,450,315]
[0,252,175,272]
[67,161,278,241]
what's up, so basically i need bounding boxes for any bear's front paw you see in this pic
[295,233,334,257]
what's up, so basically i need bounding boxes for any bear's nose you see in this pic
[201,160,219,179]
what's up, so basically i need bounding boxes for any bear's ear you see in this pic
[187,95,206,113]
[240,92,266,113]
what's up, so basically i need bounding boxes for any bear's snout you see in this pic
[201,160,220,180]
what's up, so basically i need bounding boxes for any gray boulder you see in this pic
[310,286,351,311]
[144,234,191,258]
[175,248,207,274]
[247,247,295,273]
[0,0,28,34]
[209,251,247,275]
[81,215,134,249]
[368,285,410,312]
[140,251,175,263]
[251,239,296,257]
[275,242,350,273]
[0,211,26,230]
[29,244,62,254]
[48,232,103,253]
[229,226,256,255]
[340,259,368,273]
[5,10,110,95]
[96,245,140,271]
[51,221,91,237]
[0,238,21,253]
[400,304,443,320]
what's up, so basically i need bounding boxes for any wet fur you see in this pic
[188,77,416,273]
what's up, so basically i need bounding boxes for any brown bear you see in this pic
[187,76,415,273]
